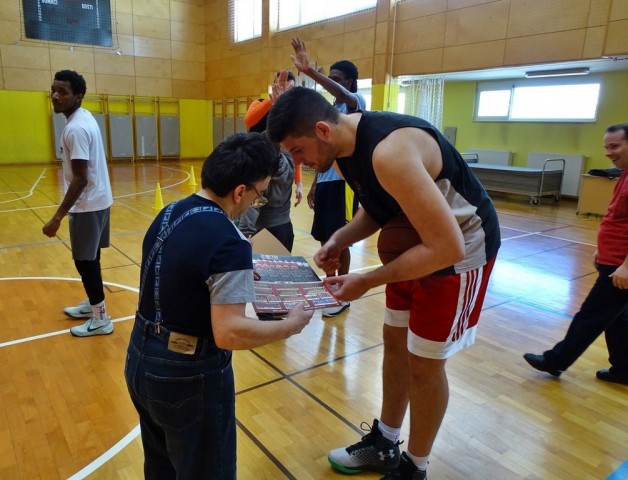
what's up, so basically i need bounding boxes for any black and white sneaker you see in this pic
[381,452,427,480]
[328,419,401,474]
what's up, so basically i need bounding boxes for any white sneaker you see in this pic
[63,299,92,319]
[70,317,114,337]
[322,302,350,318]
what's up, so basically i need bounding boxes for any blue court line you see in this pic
[607,460,628,480]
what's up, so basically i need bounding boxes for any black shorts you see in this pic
[311,180,347,243]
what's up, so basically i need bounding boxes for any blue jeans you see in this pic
[125,313,236,479]
[544,264,628,375]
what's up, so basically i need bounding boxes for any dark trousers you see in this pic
[545,264,628,376]
[125,314,236,479]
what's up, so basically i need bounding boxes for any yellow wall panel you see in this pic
[1,44,50,70]
[445,0,509,46]
[135,57,172,78]
[508,0,589,37]
[94,53,136,76]
[132,16,172,40]
[172,60,205,81]
[443,40,506,71]
[605,19,628,55]
[0,91,54,163]
[95,74,136,95]
[395,14,446,54]
[180,98,212,158]
[505,30,586,65]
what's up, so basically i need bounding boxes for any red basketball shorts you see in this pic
[384,256,496,359]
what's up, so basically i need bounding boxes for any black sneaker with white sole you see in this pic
[328,419,401,474]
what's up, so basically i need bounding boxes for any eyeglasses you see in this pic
[250,185,268,208]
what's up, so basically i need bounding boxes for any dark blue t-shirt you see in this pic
[139,194,255,337]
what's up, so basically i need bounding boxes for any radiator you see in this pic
[465,149,513,166]
[527,152,586,197]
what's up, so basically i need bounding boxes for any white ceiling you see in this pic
[399,56,628,82]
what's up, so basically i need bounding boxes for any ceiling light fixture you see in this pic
[525,67,590,78]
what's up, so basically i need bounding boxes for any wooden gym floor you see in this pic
[0,160,626,480]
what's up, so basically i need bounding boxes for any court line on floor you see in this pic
[0,276,143,479]
[67,425,141,480]
[0,277,137,348]
[0,168,47,205]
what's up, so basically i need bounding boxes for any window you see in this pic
[272,0,376,31]
[475,78,601,122]
[232,0,262,43]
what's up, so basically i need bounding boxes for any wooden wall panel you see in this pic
[504,30,586,65]
[443,40,506,72]
[94,53,136,77]
[172,60,205,81]
[610,0,628,19]
[444,0,509,46]
[507,0,590,37]
[605,19,628,55]
[0,0,626,101]
[395,14,446,53]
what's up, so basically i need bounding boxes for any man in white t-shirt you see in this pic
[43,70,114,337]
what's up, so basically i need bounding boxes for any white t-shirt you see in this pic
[60,107,113,213]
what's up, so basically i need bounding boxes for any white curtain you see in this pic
[403,76,445,130]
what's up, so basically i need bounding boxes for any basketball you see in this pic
[377,214,422,264]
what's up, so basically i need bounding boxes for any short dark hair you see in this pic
[54,70,87,96]
[275,71,296,82]
[330,60,359,93]
[606,123,628,140]
[201,132,278,196]
[266,87,339,144]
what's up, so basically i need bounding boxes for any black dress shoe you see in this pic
[523,353,563,377]
[596,369,628,385]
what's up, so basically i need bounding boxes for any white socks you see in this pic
[91,300,109,322]
[377,419,401,444]
[377,420,429,471]
[406,451,429,471]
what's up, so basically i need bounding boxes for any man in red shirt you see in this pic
[524,123,628,385]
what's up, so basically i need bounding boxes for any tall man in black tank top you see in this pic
[267,87,500,480]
